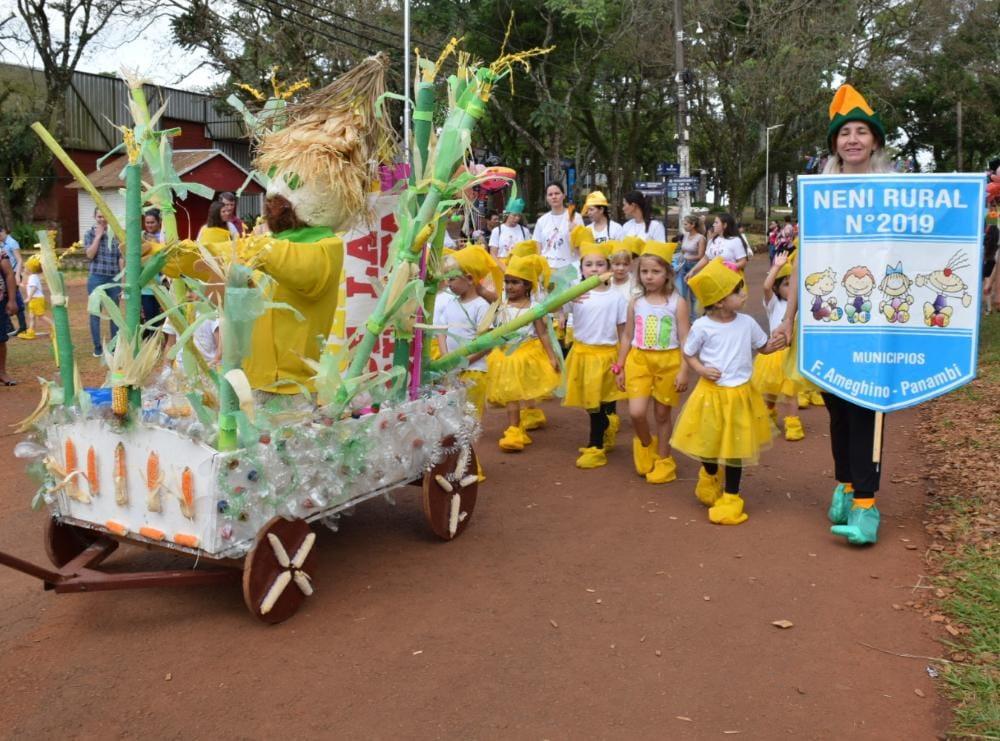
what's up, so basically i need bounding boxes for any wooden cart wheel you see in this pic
[242,516,317,625]
[45,517,106,568]
[422,438,479,541]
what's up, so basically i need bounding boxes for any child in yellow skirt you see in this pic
[486,254,562,451]
[615,240,690,484]
[18,255,53,340]
[750,252,805,440]
[563,242,628,468]
[671,258,785,524]
[436,247,505,418]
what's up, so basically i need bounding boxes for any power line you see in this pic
[233,0,379,56]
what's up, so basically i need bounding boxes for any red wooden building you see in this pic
[70,150,263,240]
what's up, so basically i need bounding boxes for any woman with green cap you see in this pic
[777,84,891,547]
[488,197,531,260]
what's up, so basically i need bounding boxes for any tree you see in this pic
[0,0,142,223]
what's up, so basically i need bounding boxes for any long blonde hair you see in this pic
[823,148,892,174]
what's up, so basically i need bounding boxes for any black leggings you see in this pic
[822,392,883,496]
[587,402,617,448]
[702,462,743,494]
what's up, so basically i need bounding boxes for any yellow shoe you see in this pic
[645,455,677,484]
[477,459,486,482]
[632,435,658,475]
[809,391,825,406]
[708,493,749,525]
[499,426,525,452]
[694,467,723,507]
[797,392,810,409]
[520,407,546,430]
[17,329,36,340]
[784,415,805,442]
[520,426,533,445]
[575,446,607,469]
[603,412,620,450]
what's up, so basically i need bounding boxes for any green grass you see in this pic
[929,311,1000,738]
[939,547,1000,736]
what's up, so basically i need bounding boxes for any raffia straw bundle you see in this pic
[255,54,398,231]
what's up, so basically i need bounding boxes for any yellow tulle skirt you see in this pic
[625,347,682,406]
[460,370,488,418]
[28,296,47,316]
[670,378,775,465]
[486,337,561,405]
[752,347,799,401]
[563,342,625,410]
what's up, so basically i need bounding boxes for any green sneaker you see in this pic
[831,505,880,546]
[827,483,852,525]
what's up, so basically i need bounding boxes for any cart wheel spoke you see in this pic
[422,439,478,541]
[242,517,317,624]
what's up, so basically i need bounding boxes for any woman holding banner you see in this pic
[776,84,891,546]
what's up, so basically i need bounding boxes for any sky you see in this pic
[0,3,223,92]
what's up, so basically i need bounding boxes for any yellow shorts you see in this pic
[28,296,47,316]
[486,337,560,406]
[460,370,487,418]
[625,347,681,407]
[562,342,625,410]
[670,378,775,465]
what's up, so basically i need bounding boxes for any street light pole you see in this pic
[403,0,411,163]
[673,0,690,230]
[764,123,783,225]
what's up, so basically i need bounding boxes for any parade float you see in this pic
[1,42,601,623]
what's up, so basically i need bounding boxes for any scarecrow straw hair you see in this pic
[255,54,398,217]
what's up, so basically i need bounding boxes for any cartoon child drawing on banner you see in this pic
[804,268,843,321]
[878,262,913,323]
[915,251,972,327]
[842,266,876,324]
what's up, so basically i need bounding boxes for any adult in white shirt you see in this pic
[620,190,666,242]
[688,213,748,279]
[533,181,584,270]
[488,197,531,260]
[582,190,624,243]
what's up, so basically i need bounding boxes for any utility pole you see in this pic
[403,0,411,163]
[673,0,690,230]
[765,124,784,226]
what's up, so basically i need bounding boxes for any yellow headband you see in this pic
[510,239,539,257]
[687,257,743,307]
[621,235,644,257]
[570,224,595,250]
[505,254,551,290]
[639,240,677,265]
[579,241,611,261]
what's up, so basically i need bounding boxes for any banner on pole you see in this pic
[797,173,985,412]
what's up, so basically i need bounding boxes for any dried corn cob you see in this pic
[179,467,195,520]
[87,446,99,498]
[145,451,163,512]
[114,442,128,505]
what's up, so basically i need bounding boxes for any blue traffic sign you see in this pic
[656,162,680,177]
[797,173,985,412]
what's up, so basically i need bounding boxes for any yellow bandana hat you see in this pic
[621,235,644,257]
[570,224,596,250]
[443,247,504,294]
[579,241,611,261]
[827,84,885,151]
[25,254,43,273]
[602,240,623,257]
[583,190,609,210]
[510,239,539,257]
[639,240,678,265]
[687,257,743,307]
[505,253,551,291]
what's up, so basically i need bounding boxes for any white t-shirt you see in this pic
[164,318,220,365]
[621,219,666,242]
[443,232,458,249]
[433,293,490,372]
[489,223,530,259]
[494,301,537,340]
[587,220,625,243]
[683,313,767,387]
[610,276,639,303]
[705,236,747,264]
[764,293,787,334]
[26,273,43,301]
[568,287,627,345]
[533,210,584,270]
[632,293,680,350]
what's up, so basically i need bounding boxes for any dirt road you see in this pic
[0,262,948,739]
